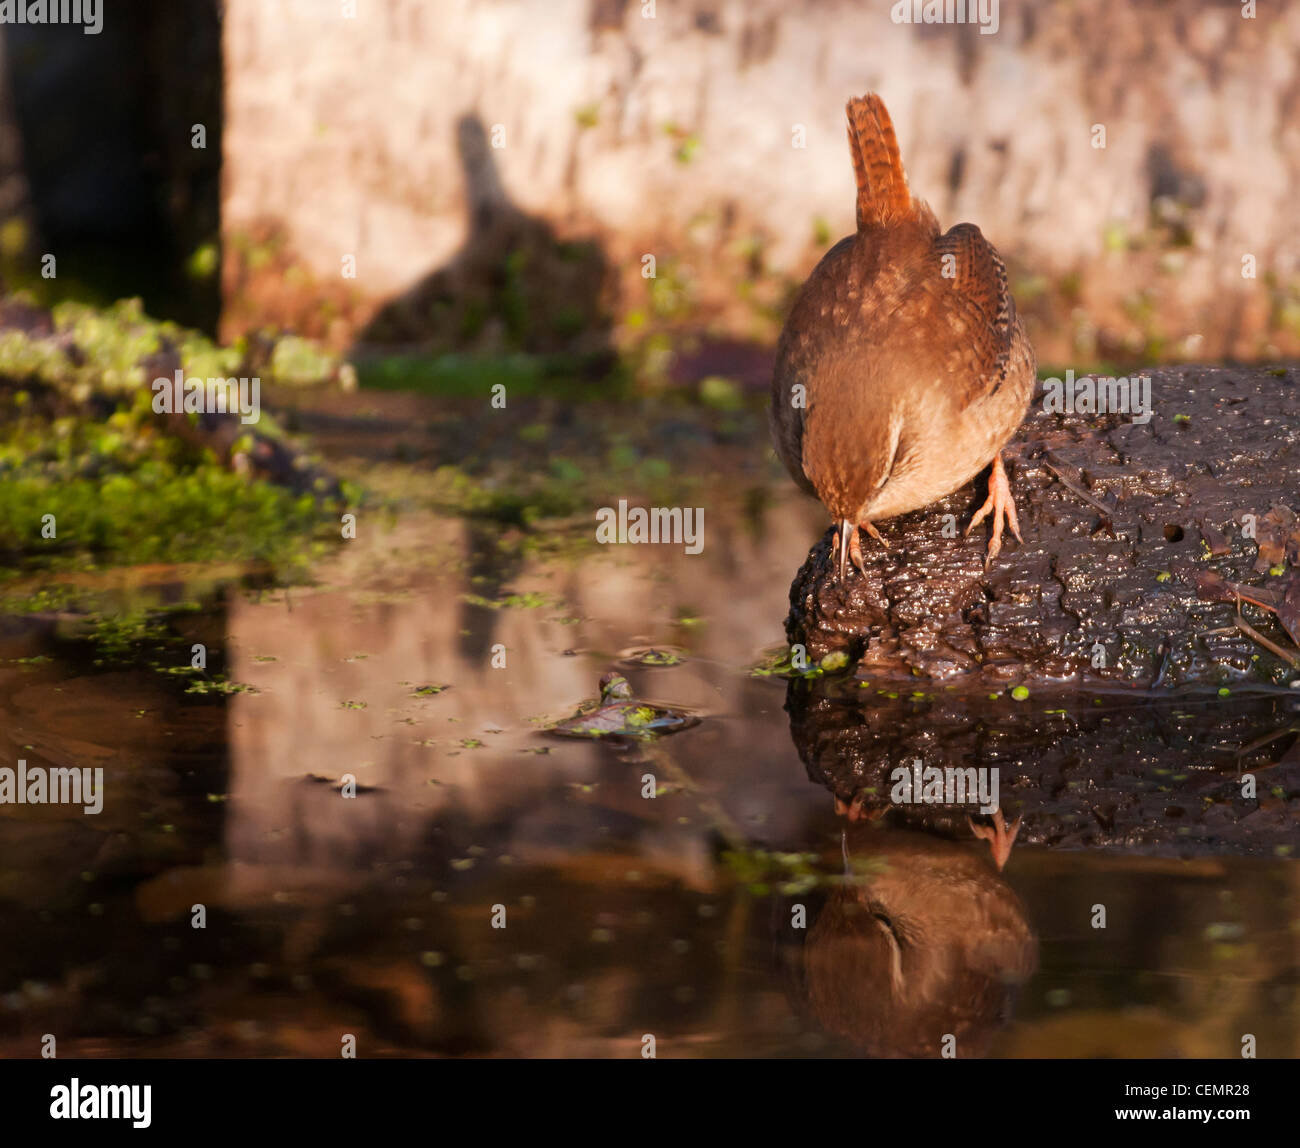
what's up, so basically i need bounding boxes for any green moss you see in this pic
[425,463,583,525]
[269,335,339,386]
[673,135,701,165]
[0,447,329,571]
[0,329,69,383]
[0,382,338,578]
[0,298,246,398]
[0,295,358,585]
[461,590,551,610]
[355,352,620,400]
[185,242,219,281]
[751,645,848,679]
[186,678,259,696]
[0,216,29,258]
[88,611,170,657]
[623,649,681,667]
[1102,221,1129,253]
[0,296,342,399]
[698,375,744,410]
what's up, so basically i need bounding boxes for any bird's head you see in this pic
[813,445,897,580]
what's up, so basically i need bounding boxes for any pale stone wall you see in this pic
[221,0,1300,361]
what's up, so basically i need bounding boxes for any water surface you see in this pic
[1,491,1296,1058]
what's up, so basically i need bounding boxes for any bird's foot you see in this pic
[964,453,1022,568]
[969,807,1022,871]
[859,519,887,550]
[846,525,869,576]
[834,520,884,579]
[835,789,886,822]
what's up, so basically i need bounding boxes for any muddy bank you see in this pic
[786,367,1300,689]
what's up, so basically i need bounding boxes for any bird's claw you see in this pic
[835,788,886,822]
[834,519,886,580]
[969,807,1022,871]
[965,454,1022,568]
[848,528,870,576]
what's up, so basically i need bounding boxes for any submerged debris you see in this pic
[619,647,684,667]
[547,671,699,741]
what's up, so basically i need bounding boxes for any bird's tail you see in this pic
[845,94,913,229]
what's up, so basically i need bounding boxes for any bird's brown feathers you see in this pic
[846,94,914,228]
[933,222,1020,410]
[770,93,1035,526]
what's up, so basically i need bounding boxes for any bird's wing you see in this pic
[930,223,1021,410]
[769,236,857,496]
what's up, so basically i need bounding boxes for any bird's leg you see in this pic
[835,789,887,822]
[847,527,870,577]
[859,519,887,549]
[964,452,1022,568]
[848,520,890,573]
[836,519,887,579]
[968,807,1022,871]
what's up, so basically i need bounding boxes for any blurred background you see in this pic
[2,0,1298,376]
[0,0,1297,1060]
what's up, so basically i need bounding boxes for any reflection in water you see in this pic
[458,520,528,665]
[0,505,1297,1057]
[785,673,1300,854]
[799,828,1036,1059]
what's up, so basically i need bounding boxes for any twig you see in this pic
[1234,722,1300,764]
[1043,460,1116,517]
[1151,634,1172,688]
[1233,608,1300,668]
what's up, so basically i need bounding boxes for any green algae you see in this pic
[751,645,850,680]
[0,300,352,578]
[0,295,343,397]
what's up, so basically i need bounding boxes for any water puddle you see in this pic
[1,501,1297,1057]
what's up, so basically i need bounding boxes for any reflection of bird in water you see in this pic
[837,789,1022,871]
[786,678,1026,869]
[801,826,1037,1058]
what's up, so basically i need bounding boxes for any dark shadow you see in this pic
[457,520,527,665]
[356,114,614,367]
[1,1,222,331]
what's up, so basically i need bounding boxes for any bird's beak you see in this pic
[837,519,853,581]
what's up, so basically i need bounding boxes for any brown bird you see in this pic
[770,93,1035,578]
[802,827,1037,1058]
